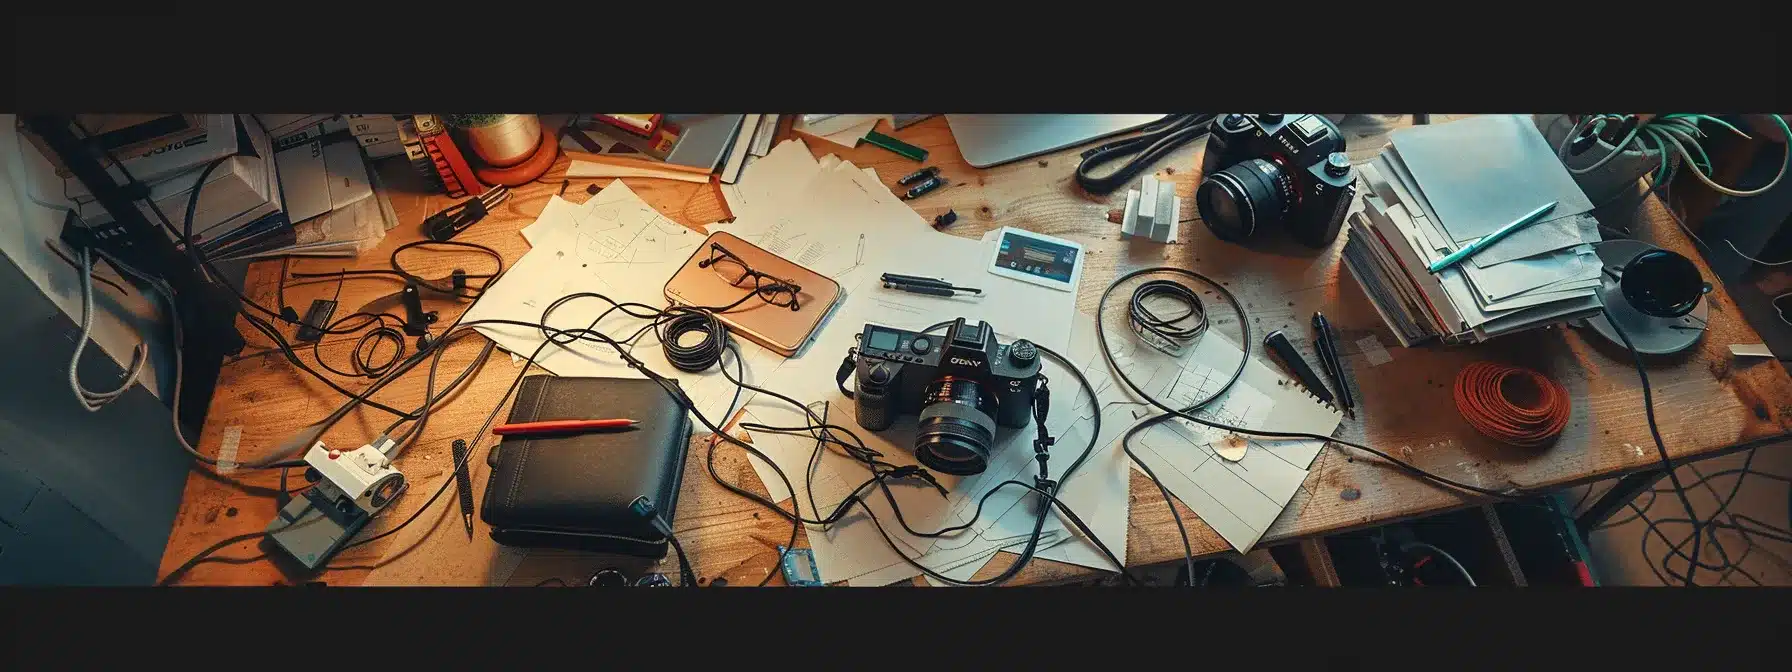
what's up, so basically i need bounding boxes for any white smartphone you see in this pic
[986,226,1084,292]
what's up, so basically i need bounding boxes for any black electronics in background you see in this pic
[1493,499,1600,586]
[20,115,247,433]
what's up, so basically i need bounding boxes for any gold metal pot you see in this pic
[464,114,542,168]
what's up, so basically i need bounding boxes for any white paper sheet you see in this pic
[1117,328,1341,553]
[464,182,781,422]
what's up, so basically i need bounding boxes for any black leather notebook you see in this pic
[481,375,692,557]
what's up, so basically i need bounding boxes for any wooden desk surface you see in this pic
[160,115,1792,586]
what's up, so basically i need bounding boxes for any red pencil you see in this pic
[492,419,640,436]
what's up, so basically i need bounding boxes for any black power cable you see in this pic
[1074,114,1218,195]
[1599,309,1706,586]
[1089,267,1586,585]
[315,287,1131,587]
[1129,278,1208,354]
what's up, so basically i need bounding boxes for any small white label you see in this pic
[1357,335,1393,367]
[217,426,242,473]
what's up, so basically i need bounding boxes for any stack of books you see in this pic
[1341,114,1605,346]
[197,114,396,260]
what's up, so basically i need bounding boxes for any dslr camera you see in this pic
[1196,114,1358,248]
[851,318,1041,476]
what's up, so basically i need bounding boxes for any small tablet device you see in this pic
[986,226,1083,292]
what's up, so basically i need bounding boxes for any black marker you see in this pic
[898,166,940,186]
[901,176,945,200]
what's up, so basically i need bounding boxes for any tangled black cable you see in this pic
[1129,278,1208,355]
[289,239,504,300]
[1581,448,1792,586]
[1092,267,1577,585]
[316,287,1133,587]
[351,323,407,377]
[1074,114,1218,194]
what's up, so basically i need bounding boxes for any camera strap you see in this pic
[1073,114,1217,195]
[834,347,857,399]
[1030,375,1056,493]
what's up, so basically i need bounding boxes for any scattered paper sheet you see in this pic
[465,181,779,422]
[1117,326,1342,553]
[467,137,1115,585]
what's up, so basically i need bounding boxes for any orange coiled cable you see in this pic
[1453,362,1571,448]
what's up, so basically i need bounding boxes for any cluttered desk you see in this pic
[140,113,1792,587]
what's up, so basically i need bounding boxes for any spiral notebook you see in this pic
[1111,327,1343,553]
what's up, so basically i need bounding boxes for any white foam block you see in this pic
[1152,191,1178,241]
[1121,189,1142,237]
[1138,175,1159,230]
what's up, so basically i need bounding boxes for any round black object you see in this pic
[589,568,628,587]
[1008,339,1037,366]
[914,377,998,476]
[1621,249,1705,318]
[868,363,895,385]
[911,337,931,354]
[1197,158,1291,242]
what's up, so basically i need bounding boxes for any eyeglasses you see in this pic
[697,242,802,311]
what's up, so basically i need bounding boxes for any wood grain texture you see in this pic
[160,114,1792,586]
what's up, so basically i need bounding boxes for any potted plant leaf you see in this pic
[444,113,543,168]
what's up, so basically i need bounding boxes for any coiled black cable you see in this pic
[352,324,407,377]
[1073,114,1217,194]
[658,309,729,373]
[1129,278,1208,354]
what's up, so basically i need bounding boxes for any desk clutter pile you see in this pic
[460,136,1344,585]
[134,112,1746,587]
[20,114,414,260]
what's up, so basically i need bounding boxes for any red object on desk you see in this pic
[492,419,640,436]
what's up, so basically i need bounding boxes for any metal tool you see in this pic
[451,439,475,540]
[267,437,407,570]
[1263,330,1335,405]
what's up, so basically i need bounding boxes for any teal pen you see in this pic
[1426,201,1559,273]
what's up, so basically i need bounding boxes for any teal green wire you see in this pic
[1662,113,1749,139]
[1640,128,1669,184]
[1657,124,1713,174]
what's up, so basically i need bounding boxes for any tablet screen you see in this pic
[994,231,1079,284]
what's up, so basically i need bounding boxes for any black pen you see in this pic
[882,272,948,285]
[1311,312,1355,417]
[451,439,476,540]
[881,273,982,294]
[884,281,968,297]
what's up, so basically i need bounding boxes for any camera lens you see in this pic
[1197,158,1292,242]
[914,377,997,476]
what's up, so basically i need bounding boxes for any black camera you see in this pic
[851,318,1041,476]
[1196,114,1358,248]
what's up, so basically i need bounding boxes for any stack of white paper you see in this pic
[1341,114,1605,346]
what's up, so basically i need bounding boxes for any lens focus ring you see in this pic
[1197,158,1290,242]
[914,378,997,476]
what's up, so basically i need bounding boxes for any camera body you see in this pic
[852,318,1041,475]
[1197,114,1358,248]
